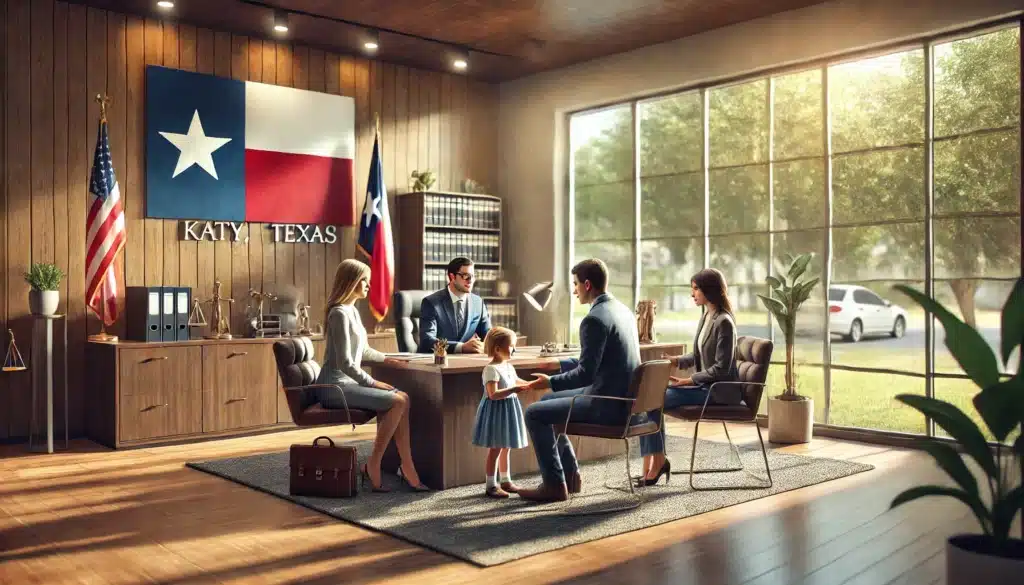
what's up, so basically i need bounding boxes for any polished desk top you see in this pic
[371,342,686,375]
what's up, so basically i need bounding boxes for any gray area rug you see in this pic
[186,436,873,566]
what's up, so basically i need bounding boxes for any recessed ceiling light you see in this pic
[364,41,378,50]
[273,10,289,34]
[157,0,174,8]
[453,59,468,70]
[363,29,380,52]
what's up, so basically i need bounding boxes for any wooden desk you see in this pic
[367,342,685,490]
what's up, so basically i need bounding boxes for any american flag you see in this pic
[86,115,126,326]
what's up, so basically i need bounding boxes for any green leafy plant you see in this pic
[24,263,64,291]
[411,170,436,192]
[757,253,819,400]
[888,278,1024,554]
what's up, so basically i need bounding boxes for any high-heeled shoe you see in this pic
[396,466,432,492]
[635,459,672,487]
[361,464,390,493]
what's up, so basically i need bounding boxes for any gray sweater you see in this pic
[317,304,386,388]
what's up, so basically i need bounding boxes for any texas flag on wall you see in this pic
[145,65,356,225]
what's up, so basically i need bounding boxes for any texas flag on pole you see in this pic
[357,133,394,321]
[145,65,356,225]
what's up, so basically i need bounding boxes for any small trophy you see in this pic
[433,338,448,365]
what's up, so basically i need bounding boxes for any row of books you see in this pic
[422,268,506,296]
[424,195,500,229]
[423,232,500,264]
[489,304,518,332]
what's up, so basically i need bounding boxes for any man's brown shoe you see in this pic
[500,481,520,494]
[566,471,582,494]
[517,481,569,503]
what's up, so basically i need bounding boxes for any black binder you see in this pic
[125,286,162,342]
[174,287,191,341]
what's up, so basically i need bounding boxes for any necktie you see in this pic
[455,299,465,333]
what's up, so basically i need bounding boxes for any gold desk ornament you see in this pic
[297,304,312,336]
[636,299,657,343]
[202,280,235,340]
[433,338,448,365]
[3,329,26,372]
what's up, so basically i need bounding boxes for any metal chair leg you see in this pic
[673,419,743,476]
[563,437,642,516]
[690,421,774,491]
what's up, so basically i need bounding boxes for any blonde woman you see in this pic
[313,259,429,492]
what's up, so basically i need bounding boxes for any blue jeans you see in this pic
[637,384,710,456]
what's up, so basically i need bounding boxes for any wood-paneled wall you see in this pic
[0,0,500,441]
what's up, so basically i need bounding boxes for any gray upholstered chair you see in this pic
[552,359,673,514]
[392,290,430,353]
[272,336,376,429]
[665,335,774,490]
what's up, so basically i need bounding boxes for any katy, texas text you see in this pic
[181,221,338,244]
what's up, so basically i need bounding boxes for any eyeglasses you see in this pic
[455,272,475,281]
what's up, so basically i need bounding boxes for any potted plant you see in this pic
[758,253,819,444]
[24,262,64,316]
[888,278,1023,584]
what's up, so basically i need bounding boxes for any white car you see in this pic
[829,285,908,342]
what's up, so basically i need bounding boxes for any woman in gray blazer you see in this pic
[637,268,740,486]
[311,259,429,492]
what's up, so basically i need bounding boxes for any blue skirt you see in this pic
[471,394,528,449]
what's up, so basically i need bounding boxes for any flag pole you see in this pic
[88,93,119,343]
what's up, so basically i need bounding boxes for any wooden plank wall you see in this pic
[1,0,500,441]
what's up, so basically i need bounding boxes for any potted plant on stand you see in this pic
[25,262,64,316]
[888,278,1023,584]
[758,253,819,444]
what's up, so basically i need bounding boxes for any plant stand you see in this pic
[28,314,69,453]
[767,396,813,444]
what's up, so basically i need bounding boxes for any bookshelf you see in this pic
[396,191,519,332]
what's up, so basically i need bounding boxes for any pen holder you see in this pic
[433,338,448,366]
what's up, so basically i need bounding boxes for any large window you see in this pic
[568,22,1022,438]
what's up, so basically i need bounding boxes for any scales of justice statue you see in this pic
[202,280,235,340]
[247,287,278,338]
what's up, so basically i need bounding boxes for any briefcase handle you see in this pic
[312,436,335,447]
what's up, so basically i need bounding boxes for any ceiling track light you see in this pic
[273,9,289,33]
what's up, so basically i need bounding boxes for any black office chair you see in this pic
[392,290,430,352]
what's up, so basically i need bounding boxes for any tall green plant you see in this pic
[889,278,1024,553]
[757,253,819,400]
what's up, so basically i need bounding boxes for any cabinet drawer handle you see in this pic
[227,397,248,403]
[141,403,168,412]
[143,356,169,363]
[228,351,249,358]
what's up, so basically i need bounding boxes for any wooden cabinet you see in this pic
[86,334,398,449]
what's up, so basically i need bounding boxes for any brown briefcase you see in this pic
[289,436,358,498]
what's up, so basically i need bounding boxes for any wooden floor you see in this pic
[0,420,977,585]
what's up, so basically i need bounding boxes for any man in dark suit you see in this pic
[418,257,492,354]
[516,258,641,502]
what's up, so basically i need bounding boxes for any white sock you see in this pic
[486,473,497,489]
[499,470,511,483]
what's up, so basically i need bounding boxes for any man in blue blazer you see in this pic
[418,257,492,354]
[516,258,641,502]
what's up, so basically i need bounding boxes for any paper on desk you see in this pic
[384,353,434,360]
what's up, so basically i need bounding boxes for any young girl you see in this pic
[470,327,530,498]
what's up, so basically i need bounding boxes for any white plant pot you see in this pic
[767,395,813,444]
[28,290,59,316]
[947,535,1024,585]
